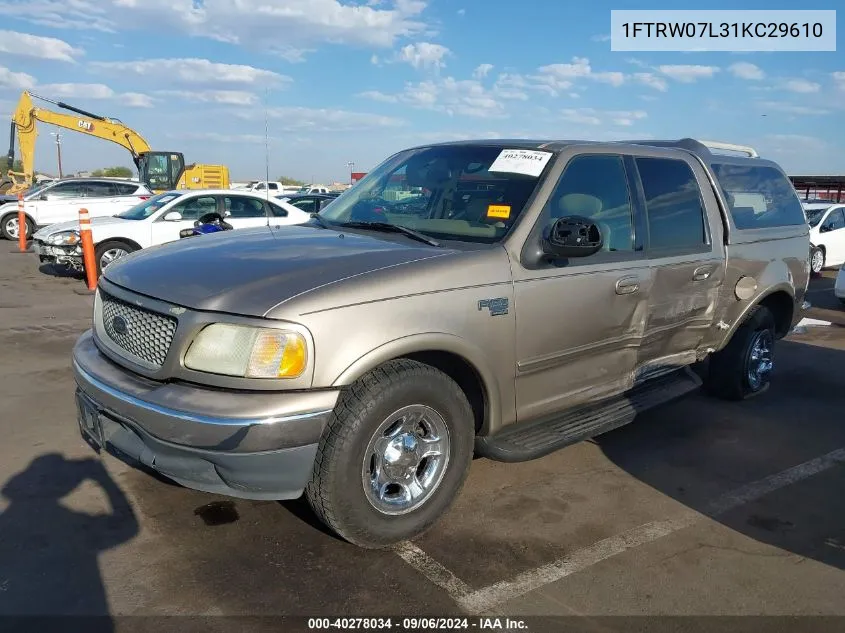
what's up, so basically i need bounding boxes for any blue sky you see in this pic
[0,0,842,182]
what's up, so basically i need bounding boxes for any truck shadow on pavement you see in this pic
[596,335,845,573]
[0,453,139,624]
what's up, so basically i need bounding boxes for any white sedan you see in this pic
[31,189,311,275]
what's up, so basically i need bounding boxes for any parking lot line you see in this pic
[395,541,473,598]
[398,447,845,615]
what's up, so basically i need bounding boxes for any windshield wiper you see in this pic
[338,221,440,247]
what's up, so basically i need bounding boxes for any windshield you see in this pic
[115,192,183,220]
[804,207,829,227]
[318,144,554,244]
[23,182,52,199]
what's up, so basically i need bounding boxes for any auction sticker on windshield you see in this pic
[488,149,553,177]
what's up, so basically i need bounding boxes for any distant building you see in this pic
[790,175,845,203]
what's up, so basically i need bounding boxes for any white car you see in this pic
[0,177,153,241]
[32,189,311,275]
[805,202,845,274]
[836,264,845,305]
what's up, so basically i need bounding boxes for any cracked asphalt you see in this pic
[1,245,844,632]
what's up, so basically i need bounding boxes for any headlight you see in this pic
[184,323,307,379]
[47,230,80,246]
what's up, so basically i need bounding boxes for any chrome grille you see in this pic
[99,290,177,368]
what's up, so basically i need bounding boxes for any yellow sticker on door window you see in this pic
[487,204,511,219]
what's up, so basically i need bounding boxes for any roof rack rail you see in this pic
[697,139,759,158]
[619,138,760,159]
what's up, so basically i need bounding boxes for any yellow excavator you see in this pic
[1,91,229,195]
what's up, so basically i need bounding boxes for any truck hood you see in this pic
[103,224,453,316]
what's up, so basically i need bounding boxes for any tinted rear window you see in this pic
[711,163,806,230]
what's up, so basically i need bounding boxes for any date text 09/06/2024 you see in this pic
[307,617,531,631]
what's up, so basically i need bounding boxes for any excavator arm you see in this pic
[5,91,154,193]
[3,91,230,194]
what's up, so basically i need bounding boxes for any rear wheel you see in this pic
[705,305,776,401]
[305,359,475,549]
[93,240,137,276]
[1,213,33,241]
[810,246,824,275]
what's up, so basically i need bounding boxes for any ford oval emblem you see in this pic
[112,315,129,335]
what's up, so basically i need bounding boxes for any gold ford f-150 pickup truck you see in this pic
[71,137,811,548]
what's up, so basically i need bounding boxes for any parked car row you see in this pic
[30,187,311,275]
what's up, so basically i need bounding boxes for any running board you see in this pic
[475,368,702,463]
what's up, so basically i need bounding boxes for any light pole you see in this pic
[346,161,355,186]
[50,132,63,178]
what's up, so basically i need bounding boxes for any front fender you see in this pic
[331,332,505,435]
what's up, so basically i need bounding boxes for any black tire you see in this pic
[93,240,137,276]
[810,246,825,276]
[0,212,33,241]
[705,305,776,401]
[305,358,475,549]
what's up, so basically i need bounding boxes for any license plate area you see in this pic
[76,392,103,452]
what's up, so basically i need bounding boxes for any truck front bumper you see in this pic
[72,330,339,500]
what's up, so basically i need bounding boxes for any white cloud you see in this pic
[37,82,154,107]
[156,90,259,106]
[591,71,626,87]
[473,63,494,79]
[633,73,668,92]
[0,0,431,59]
[396,42,450,70]
[591,34,611,42]
[756,100,830,116]
[833,72,845,90]
[658,64,720,82]
[89,58,289,87]
[360,76,508,118]
[782,78,820,93]
[0,30,82,62]
[457,8,465,15]
[728,62,764,80]
[0,64,35,90]
[560,108,647,127]
[357,90,399,103]
[238,105,405,132]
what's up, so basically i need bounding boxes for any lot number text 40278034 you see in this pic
[307,617,531,631]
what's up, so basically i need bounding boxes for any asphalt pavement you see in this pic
[1,246,844,633]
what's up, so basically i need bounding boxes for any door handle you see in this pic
[615,275,641,295]
[692,265,714,281]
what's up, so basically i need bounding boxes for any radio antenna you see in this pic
[264,87,271,227]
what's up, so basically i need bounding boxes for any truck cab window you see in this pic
[544,154,635,252]
[636,157,707,251]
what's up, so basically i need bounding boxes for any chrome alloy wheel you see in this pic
[99,246,129,270]
[362,404,451,515]
[746,329,774,391]
[811,249,824,274]
[4,215,20,239]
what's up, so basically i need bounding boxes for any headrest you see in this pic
[406,155,453,189]
[558,193,602,217]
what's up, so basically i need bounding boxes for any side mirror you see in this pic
[542,215,603,259]
[39,193,50,201]
[163,210,183,222]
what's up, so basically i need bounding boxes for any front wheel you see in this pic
[705,305,776,401]
[93,240,137,276]
[1,213,33,241]
[305,359,475,549]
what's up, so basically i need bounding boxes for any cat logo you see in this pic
[77,120,94,132]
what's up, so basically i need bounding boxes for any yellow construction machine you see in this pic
[1,91,230,194]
